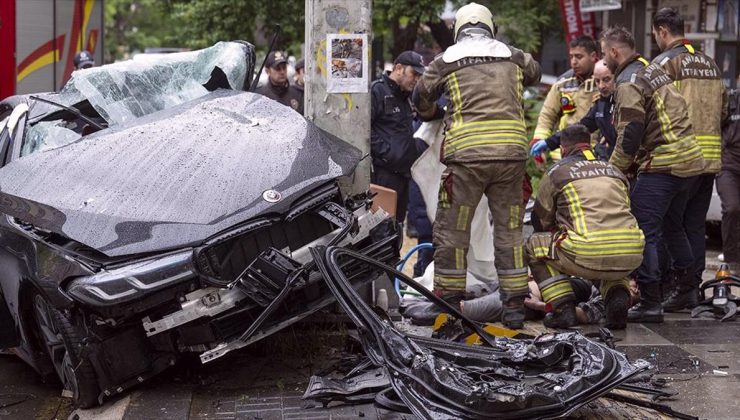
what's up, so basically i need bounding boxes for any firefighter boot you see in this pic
[627,283,664,323]
[603,287,630,330]
[662,268,699,312]
[502,297,526,329]
[543,299,578,329]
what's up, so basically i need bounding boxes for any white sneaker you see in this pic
[718,253,725,262]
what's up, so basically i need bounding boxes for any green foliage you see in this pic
[104,0,305,62]
[104,0,178,61]
[371,0,562,61]
[168,0,304,54]
[481,0,563,52]
[524,89,546,191]
[104,0,563,72]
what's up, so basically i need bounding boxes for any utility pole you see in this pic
[305,0,372,195]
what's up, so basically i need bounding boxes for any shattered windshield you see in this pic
[22,41,254,156]
[22,121,81,157]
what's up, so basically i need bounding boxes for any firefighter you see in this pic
[601,26,704,323]
[531,59,617,160]
[526,124,644,329]
[531,36,599,160]
[412,2,541,328]
[651,8,729,311]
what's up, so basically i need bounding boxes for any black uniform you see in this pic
[255,81,304,114]
[718,89,740,271]
[370,72,418,222]
[545,95,616,160]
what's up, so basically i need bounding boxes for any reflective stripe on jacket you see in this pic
[534,72,599,140]
[610,54,704,177]
[415,46,541,163]
[653,40,728,174]
[534,149,644,272]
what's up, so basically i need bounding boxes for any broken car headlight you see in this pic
[66,250,197,307]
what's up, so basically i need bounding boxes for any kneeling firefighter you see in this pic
[527,124,644,329]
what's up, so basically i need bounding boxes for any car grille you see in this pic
[194,211,335,285]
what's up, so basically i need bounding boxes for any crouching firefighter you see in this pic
[527,124,644,329]
[412,2,541,328]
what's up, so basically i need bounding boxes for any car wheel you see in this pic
[33,294,100,408]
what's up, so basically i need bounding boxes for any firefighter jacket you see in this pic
[533,147,644,272]
[653,39,728,174]
[533,70,599,140]
[413,42,541,163]
[609,54,704,177]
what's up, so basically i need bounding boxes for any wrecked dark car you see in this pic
[0,42,398,407]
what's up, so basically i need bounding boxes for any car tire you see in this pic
[33,293,100,408]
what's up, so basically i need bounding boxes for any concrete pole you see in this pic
[305,0,372,195]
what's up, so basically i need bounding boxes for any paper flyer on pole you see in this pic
[326,33,369,93]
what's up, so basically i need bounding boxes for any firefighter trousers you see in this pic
[525,232,631,304]
[432,160,528,300]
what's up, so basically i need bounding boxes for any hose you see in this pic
[394,242,433,298]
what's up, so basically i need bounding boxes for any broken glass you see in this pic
[21,121,81,157]
[56,41,254,126]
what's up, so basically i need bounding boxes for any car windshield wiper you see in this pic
[29,95,104,130]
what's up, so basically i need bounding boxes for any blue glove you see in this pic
[529,139,549,156]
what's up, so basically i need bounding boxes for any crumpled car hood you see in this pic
[0,90,361,257]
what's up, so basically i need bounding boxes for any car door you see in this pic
[1,103,29,166]
[0,104,29,349]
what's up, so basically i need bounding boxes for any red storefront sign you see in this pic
[560,0,598,43]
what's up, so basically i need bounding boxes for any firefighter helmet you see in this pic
[453,3,495,41]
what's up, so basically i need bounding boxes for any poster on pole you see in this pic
[326,33,368,93]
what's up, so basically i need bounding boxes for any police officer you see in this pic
[370,51,425,225]
[718,86,740,275]
[526,125,644,329]
[293,59,305,92]
[531,36,600,160]
[650,8,728,311]
[74,50,95,70]
[531,60,617,160]
[255,51,304,114]
[601,26,704,323]
[413,2,541,328]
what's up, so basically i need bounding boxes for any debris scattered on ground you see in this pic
[305,246,699,419]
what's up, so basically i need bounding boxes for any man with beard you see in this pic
[651,8,728,311]
[601,26,704,323]
[531,36,600,160]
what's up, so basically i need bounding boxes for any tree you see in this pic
[104,0,178,62]
[373,0,563,61]
[167,0,304,55]
[104,0,305,62]
[373,0,450,58]
[104,1,564,64]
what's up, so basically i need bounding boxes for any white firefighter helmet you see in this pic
[453,2,495,41]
